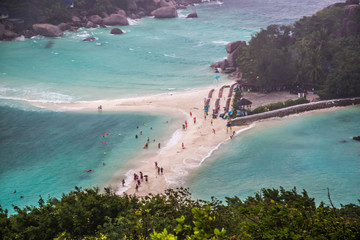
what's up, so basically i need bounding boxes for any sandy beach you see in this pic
[32,82,318,197]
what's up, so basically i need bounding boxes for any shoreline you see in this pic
[30,84,328,197]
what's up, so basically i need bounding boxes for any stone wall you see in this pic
[229,97,360,126]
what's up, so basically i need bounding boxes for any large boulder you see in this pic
[89,15,103,25]
[58,22,71,31]
[4,30,19,39]
[32,24,63,37]
[186,10,198,18]
[160,0,175,7]
[72,16,81,23]
[110,27,124,34]
[0,23,4,39]
[83,37,96,42]
[227,42,247,67]
[103,13,129,25]
[128,1,138,11]
[85,21,95,28]
[151,6,178,18]
[226,41,246,54]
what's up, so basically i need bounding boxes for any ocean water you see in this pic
[0,0,347,213]
[0,103,175,212]
[188,106,360,206]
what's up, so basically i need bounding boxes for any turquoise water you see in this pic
[0,0,340,102]
[0,0,349,213]
[0,104,174,212]
[188,106,360,206]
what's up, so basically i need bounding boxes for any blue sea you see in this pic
[1,0,356,213]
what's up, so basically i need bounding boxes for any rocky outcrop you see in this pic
[85,21,94,28]
[346,0,359,4]
[151,6,178,18]
[82,37,97,41]
[89,15,103,25]
[58,23,71,31]
[343,18,358,36]
[186,10,198,18]
[160,0,176,7]
[4,30,19,39]
[227,42,246,67]
[226,41,245,54]
[103,13,129,25]
[110,28,124,34]
[211,40,247,75]
[32,24,63,37]
[344,4,360,17]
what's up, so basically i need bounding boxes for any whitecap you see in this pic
[198,123,255,166]
[163,53,177,58]
[0,87,74,104]
[128,18,141,25]
[159,129,182,154]
[115,169,135,195]
[212,40,229,45]
[31,35,44,40]
[15,35,26,41]
[129,48,134,51]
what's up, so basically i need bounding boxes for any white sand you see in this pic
[31,83,318,196]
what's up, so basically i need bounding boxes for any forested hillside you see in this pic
[236,2,360,99]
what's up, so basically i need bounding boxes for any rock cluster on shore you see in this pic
[0,0,215,40]
[211,40,246,78]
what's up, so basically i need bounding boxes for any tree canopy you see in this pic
[236,3,360,99]
[0,187,359,239]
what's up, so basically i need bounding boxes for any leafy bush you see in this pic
[248,98,309,115]
[0,187,359,239]
[267,101,284,111]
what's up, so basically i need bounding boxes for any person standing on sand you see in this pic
[182,142,185,149]
[160,167,163,175]
[213,128,216,134]
[135,184,139,192]
[155,161,158,168]
[211,119,213,125]
[158,143,160,149]
[145,176,148,182]
[194,117,196,124]
[158,167,160,175]
[190,112,192,117]
[122,179,125,187]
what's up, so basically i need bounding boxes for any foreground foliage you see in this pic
[0,187,359,239]
[237,3,360,99]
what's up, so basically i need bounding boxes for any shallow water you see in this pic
[187,106,360,206]
[0,104,174,212]
[0,0,347,212]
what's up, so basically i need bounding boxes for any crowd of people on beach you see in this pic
[90,85,239,195]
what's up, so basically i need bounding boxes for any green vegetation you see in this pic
[236,4,360,99]
[0,187,359,239]
[249,98,309,115]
